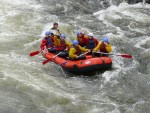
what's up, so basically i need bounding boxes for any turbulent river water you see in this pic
[0,0,150,113]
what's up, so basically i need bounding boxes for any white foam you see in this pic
[24,39,42,49]
[102,69,120,84]
[135,36,150,49]
[94,2,150,25]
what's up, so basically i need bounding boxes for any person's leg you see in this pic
[92,52,101,57]
[58,51,68,58]
[74,54,86,60]
[48,48,56,53]
[86,50,92,55]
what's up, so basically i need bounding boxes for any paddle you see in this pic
[42,51,63,65]
[30,51,40,57]
[95,52,133,58]
[30,46,49,57]
[78,51,89,58]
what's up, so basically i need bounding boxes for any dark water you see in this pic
[0,0,150,113]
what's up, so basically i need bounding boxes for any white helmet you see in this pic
[88,33,94,37]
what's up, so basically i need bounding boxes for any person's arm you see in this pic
[106,43,112,53]
[40,39,47,50]
[69,48,78,59]
[78,45,89,52]
[65,42,72,51]
[93,42,102,52]
[66,41,72,47]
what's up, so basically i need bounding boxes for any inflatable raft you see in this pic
[43,52,112,74]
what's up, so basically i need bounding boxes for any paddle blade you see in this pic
[42,58,52,65]
[118,54,133,58]
[30,51,40,57]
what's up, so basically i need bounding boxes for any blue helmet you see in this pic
[103,37,108,42]
[76,31,82,35]
[45,31,51,35]
[60,34,66,38]
[73,40,79,45]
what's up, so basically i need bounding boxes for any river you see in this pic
[0,0,150,113]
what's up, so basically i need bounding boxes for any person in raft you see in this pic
[92,37,112,57]
[50,22,60,37]
[84,32,99,50]
[40,31,54,54]
[53,33,72,57]
[69,40,90,60]
[75,31,87,47]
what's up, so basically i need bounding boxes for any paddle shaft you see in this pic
[42,51,65,65]
[77,51,89,58]
[94,52,133,58]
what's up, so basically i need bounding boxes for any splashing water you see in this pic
[0,0,150,113]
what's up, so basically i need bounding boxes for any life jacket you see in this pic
[70,45,81,55]
[74,45,82,55]
[77,34,86,47]
[100,41,109,53]
[45,36,54,48]
[86,38,96,49]
[55,40,67,51]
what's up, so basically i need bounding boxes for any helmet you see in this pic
[53,22,58,25]
[60,34,66,38]
[45,31,51,35]
[73,40,79,45]
[103,37,108,42]
[76,31,82,35]
[88,33,94,37]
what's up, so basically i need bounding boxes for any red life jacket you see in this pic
[100,42,109,52]
[55,40,67,51]
[40,36,54,50]
[74,45,82,55]
[77,34,86,47]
